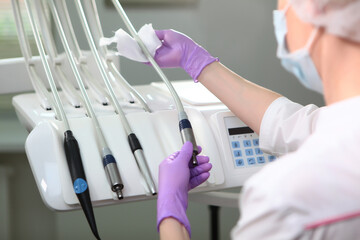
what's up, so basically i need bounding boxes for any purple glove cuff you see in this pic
[183,45,219,82]
[157,194,191,237]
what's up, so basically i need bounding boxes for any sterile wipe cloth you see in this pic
[99,24,162,62]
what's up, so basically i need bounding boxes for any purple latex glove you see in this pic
[157,141,212,237]
[153,29,219,82]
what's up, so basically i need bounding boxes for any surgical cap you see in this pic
[290,0,360,43]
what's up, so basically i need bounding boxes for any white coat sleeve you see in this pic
[259,97,321,156]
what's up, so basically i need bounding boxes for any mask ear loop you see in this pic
[283,1,319,53]
[283,3,291,13]
[278,3,291,17]
[305,28,319,51]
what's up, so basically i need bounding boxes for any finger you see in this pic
[197,146,202,154]
[188,147,205,169]
[153,45,168,60]
[189,172,210,190]
[160,152,180,168]
[155,30,165,40]
[151,45,175,67]
[176,141,193,164]
[190,163,212,178]
[167,151,180,161]
[196,155,209,165]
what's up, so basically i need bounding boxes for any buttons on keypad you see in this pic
[268,156,276,162]
[257,156,265,164]
[245,149,254,156]
[236,159,244,166]
[230,134,274,168]
[234,150,242,157]
[247,158,256,165]
[243,140,252,147]
[255,148,263,155]
[232,141,240,148]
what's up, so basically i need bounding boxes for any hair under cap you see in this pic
[290,0,360,42]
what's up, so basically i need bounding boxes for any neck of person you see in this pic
[321,34,360,105]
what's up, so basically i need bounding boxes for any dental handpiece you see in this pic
[128,134,157,195]
[64,131,100,240]
[179,114,199,166]
[102,147,124,199]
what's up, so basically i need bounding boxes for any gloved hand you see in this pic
[157,141,212,237]
[153,29,219,82]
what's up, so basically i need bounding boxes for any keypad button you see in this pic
[268,156,276,162]
[235,159,244,167]
[253,139,259,146]
[255,148,263,155]
[243,140,252,147]
[232,141,240,148]
[257,156,265,164]
[234,150,242,157]
[245,149,254,156]
[247,158,256,165]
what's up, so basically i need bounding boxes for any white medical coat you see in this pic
[231,97,360,240]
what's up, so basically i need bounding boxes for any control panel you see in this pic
[211,110,276,175]
[224,117,276,168]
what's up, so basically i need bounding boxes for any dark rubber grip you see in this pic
[179,119,192,131]
[102,154,116,167]
[63,130,101,240]
[64,130,86,182]
[128,133,142,153]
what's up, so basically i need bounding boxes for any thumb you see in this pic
[177,141,193,164]
[155,30,165,40]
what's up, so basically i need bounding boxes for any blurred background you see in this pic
[0,0,324,239]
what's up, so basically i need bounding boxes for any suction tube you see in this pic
[111,0,199,166]
[47,0,124,202]
[17,0,101,238]
[73,0,157,195]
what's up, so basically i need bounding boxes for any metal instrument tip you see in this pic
[192,152,198,166]
[116,189,123,200]
[150,187,157,196]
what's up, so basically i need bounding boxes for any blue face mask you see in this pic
[273,6,323,94]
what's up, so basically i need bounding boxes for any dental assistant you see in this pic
[154,0,360,239]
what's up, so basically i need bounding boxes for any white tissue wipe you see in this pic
[99,23,162,63]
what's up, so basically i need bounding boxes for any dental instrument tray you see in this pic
[12,76,276,211]
[7,0,276,213]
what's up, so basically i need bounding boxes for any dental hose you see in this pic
[21,0,101,238]
[111,0,199,166]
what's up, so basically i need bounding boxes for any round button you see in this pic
[73,178,88,194]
